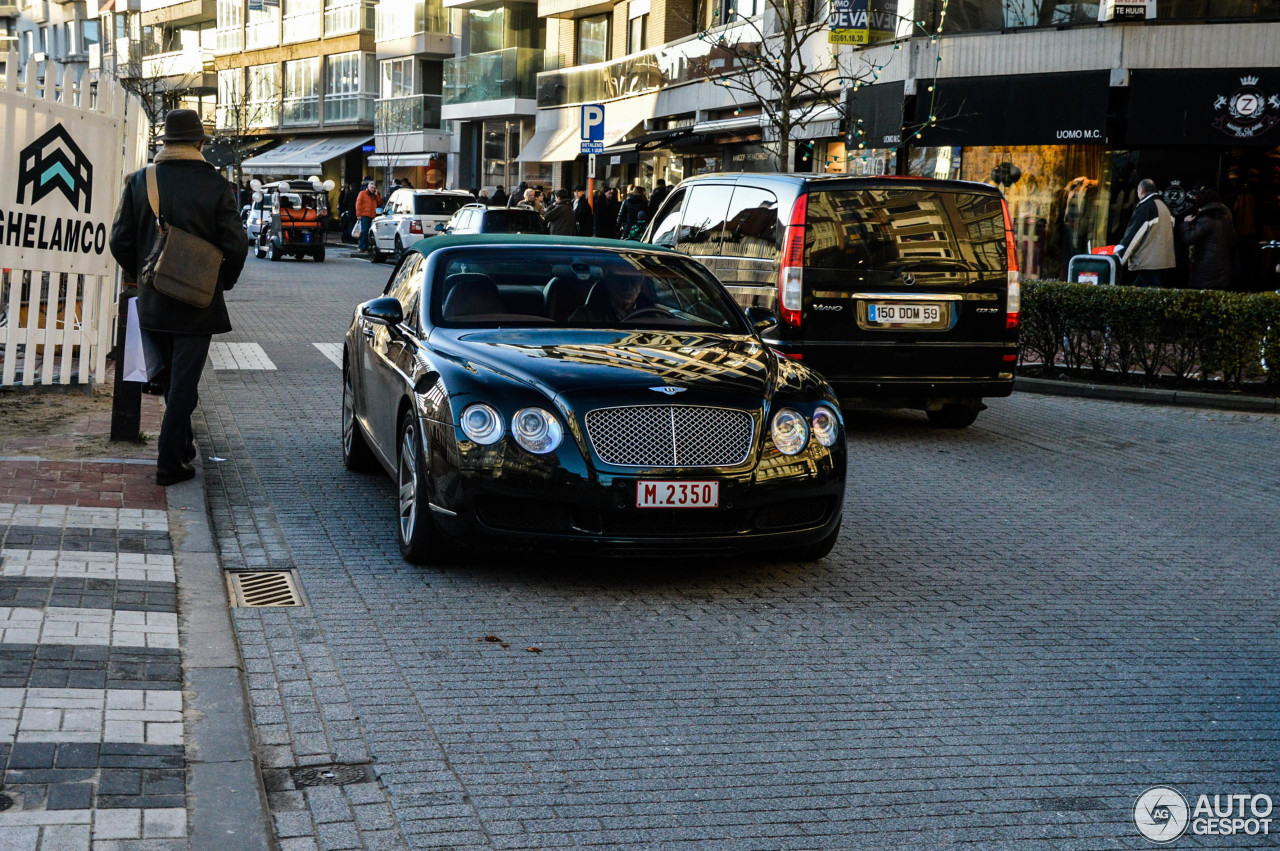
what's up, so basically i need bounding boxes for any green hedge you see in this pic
[1020,281,1280,389]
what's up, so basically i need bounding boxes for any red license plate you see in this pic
[636,481,720,508]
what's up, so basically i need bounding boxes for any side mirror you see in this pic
[375,207,384,215]
[744,306,779,335]
[361,296,404,327]
[434,223,446,232]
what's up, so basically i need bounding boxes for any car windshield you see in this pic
[414,195,469,215]
[431,247,751,332]
[480,211,544,234]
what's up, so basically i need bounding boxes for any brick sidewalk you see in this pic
[0,375,194,848]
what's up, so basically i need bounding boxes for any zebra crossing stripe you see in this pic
[209,342,277,370]
[313,342,343,368]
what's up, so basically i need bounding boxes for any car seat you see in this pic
[441,273,503,318]
[543,264,593,322]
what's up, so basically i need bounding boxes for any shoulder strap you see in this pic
[145,165,163,226]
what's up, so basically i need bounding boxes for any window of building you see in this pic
[247,1,281,49]
[326,52,372,123]
[577,15,609,65]
[469,7,505,53]
[722,0,762,23]
[217,68,244,132]
[248,63,281,127]
[283,0,323,43]
[216,0,244,52]
[627,13,647,54]
[283,57,321,125]
[380,57,416,99]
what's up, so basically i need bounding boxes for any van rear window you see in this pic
[804,188,1007,273]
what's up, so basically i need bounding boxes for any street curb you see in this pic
[168,463,276,851]
[1015,376,1280,413]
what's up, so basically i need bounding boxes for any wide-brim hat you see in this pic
[158,109,212,143]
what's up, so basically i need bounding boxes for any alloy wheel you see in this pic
[398,424,418,545]
[342,374,356,457]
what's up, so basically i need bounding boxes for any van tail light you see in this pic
[779,193,808,328]
[1001,199,1020,330]
[409,220,423,234]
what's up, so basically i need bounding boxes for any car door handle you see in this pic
[362,328,375,340]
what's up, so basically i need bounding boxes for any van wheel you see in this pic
[926,403,981,429]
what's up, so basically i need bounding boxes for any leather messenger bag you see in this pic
[140,165,224,309]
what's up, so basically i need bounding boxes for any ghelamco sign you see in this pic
[0,89,123,277]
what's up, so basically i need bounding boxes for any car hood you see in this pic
[430,328,778,400]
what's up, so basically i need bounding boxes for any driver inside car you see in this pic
[568,270,649,323]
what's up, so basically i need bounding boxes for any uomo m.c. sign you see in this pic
[1057,128,1104,140]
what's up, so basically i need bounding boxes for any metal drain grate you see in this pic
[226,571,304,607]
[290,764,369,787]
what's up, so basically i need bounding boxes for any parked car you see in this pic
[436,203,546,236]
[242,198,267,240]
[645,173,1020,427]
[342,234,846,564]
[368,189,474,263]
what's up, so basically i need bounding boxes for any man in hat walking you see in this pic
[109,109,248,486]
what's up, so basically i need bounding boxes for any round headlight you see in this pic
[812,406,840,448]
[460,403,503,445]
[512,407,562,454]
[770,408,809,456]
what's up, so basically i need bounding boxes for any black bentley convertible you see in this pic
[342,234,846,563]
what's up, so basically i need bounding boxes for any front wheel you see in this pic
[394,235,404,261]
[342,366,377,473]
[315,247,325,262]
[926,403,981,429]
[398,410,439,563]
[267,240,280,262]
[254,237,266,259]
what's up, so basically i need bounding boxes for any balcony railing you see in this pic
[283,10,322,43]
[323,92,376,123]
[246,18,280,50]
[140,47,210,80]
[324,0,376,36]
[376,0,450,41]
[215,27,243,54]
[375,93,449,133]
[443,47,542,106]
[535,25,759,108]
[283,94,320,125]
[224,101,281,130]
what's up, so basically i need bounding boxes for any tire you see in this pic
[397,409,437,563]
[315,247,325,262]
[790,520,842,562]
[926,403,981,429]
[267,240,280,262]
[254,238,266,260]
[341,365,378,473]
[394,235,404,261]
[370,240,383,264]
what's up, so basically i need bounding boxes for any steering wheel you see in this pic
[622,305,675,321]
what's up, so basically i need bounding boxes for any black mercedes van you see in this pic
[644,173,1020,427]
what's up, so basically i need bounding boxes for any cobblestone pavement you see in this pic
[201,250,1280,850]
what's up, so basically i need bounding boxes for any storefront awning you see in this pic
[516,124,582,162]
[914,71,1110,147]
[367,153,446,167]
[692,115,761,135]
[1128,68,1280,146]
[241,135,373,175]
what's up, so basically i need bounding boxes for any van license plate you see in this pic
[637,481,719,508]
[868,303,942,324]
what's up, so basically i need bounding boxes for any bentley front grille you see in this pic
[584,405,754,467]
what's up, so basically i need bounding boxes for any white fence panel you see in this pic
[0,51,143,388]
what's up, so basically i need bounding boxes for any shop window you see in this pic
[722,187,780,261]
[1156,0,1280,18]
[650,188,687,248]
[677,184,734,256]
[577,15,609,65]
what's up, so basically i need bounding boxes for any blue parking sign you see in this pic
[581,104,605,141]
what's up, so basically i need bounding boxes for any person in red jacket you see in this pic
[354,180,382,253]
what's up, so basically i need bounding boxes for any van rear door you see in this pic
[800,183,1013,391]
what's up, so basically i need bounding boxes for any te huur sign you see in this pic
[828,0,895,45]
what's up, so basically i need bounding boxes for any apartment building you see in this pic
[211,0,379,188]
[13,0,100,83]
[367,0,454,189]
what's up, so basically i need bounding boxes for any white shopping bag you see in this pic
[351,219,363,239]
[122,298,163,382]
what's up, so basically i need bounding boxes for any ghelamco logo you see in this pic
[1135,786,1274,843]
[16,123,94,214]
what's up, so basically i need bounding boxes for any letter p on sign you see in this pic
[581,104,605,141]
